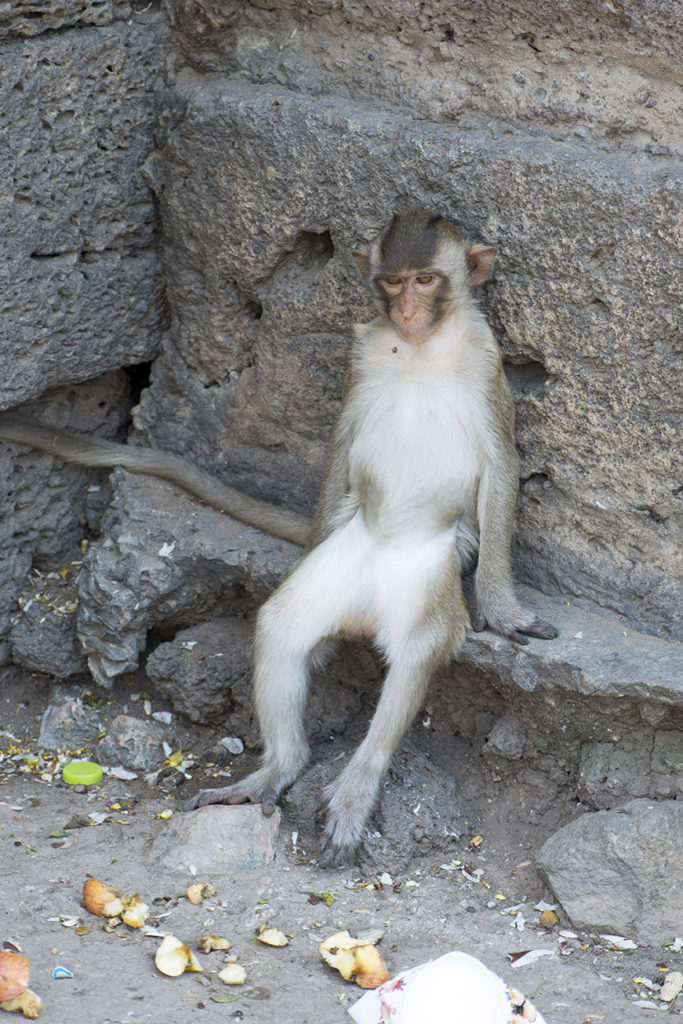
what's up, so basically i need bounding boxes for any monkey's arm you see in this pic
[0,412,311,547]
[308,415,354,549]
[472,387,557,644]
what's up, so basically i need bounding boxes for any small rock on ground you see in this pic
[149,803,281,872]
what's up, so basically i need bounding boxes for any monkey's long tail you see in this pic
[0,412,310,547]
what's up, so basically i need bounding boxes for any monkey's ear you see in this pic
[352,249,371,281]
[465,246,496,286]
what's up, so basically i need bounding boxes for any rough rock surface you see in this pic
[536,799,683,945]
[96,713,168,770]
[0,373,132,665]
[139,0,683,641]
[146,617,255,731]
[10,565,86,677]
[0,5,167,410]
[37,695,103,751]
[0,0,167,669]
[0,0,131,38]
[150,803,281,872]
[76,471,300,687]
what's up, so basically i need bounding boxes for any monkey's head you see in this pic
[353,208,495,341]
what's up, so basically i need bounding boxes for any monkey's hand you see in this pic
[183,769,280,816]
[472,607,558,646]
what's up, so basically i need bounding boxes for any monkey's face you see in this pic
[354,209,493,339]
[375,271,449,338]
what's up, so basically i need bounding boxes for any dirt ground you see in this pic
[1,673,681,1024]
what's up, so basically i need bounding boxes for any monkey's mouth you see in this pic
[391,312,432,337]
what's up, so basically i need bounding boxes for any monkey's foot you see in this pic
[473,611,558,646]
[319,779,376,868]
[182,770,280,816]
[319,815,364,869]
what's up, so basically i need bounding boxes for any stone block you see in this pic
[96,714,168,771]
[149,803,281,872]
[536,798,683,945]
[143,71,681,639]
[0,11,166,409]
[76,472,300,686]
[10,568,86,677]
[146,618,255,734]
[38,697,103,751]
[0,373,132,662]
[0,1,128,38]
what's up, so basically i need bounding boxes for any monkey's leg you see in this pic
[184,520,369,814]
[320,540,466,866]
[319,629,445,866]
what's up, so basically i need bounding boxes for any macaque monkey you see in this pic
[184,208,557,864]
[0,208,556,865]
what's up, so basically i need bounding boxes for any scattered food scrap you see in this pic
[82,878,148,927]
[218,963,247,985]
[82,878,124,918]
[319,931,391,989]
[0,952,41,1019]
[198,934,232,954]
[257,926,288,948]
[155,936,203,977]
[599,934,638,952]
[507,949,556,967]
[120,895,149,929]
[302,890,338,907]
[186,883,216,906]
[659,971,683,1002]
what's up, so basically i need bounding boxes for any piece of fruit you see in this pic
[155,936,203,977]
[197,934,232,954]
[0,954,29,1002]
[121,894,149,928]
[185,882,216,905]
[319,930,391,989]
[0,952,41,1018]
[82,878,124,918]
[218,963,247,985]
[257,926,288,947]
[0,991,42,1019]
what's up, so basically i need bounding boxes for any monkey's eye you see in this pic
[384,276,402,286]
[415,274,435,285]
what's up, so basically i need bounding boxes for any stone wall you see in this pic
[0,1,168,658]
[138,0,680,639]
[0,0,680,774]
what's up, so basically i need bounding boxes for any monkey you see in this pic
[182,208,557,866]
[0,209,557,865]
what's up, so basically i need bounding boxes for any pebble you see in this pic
[220,736,244,755]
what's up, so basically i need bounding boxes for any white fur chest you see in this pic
[346,322,493,534]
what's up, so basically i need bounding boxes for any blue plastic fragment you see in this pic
[53,966,73,979]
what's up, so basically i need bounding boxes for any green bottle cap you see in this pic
[62,760,103,786]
